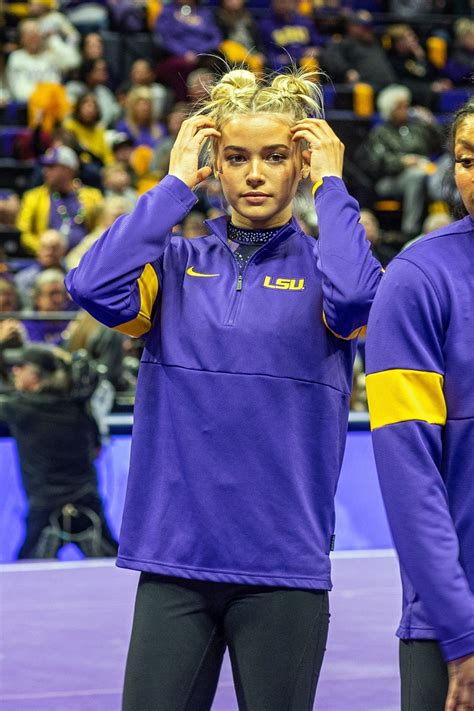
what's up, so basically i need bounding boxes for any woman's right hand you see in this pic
[168,116,221,190]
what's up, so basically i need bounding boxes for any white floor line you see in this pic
[331,548,396,559]
[0,550,396,573]
[0,689,120,701]
[0,559,117,573]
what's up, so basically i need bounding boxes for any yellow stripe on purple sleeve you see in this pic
[322,311,367,340]
[312,179,324,197]
[114,263,159,337]
[366,369,446,431]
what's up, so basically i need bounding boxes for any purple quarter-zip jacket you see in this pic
[366,216,474,661]
[66,175,381,589]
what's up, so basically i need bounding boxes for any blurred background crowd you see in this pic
[1,0,473,412]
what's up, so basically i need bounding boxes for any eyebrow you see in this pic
[456,139,474,151]
[223,144,290,152]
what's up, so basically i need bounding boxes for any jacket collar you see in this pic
[204,215,303,246]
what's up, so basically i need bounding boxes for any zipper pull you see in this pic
[236,274,243,291]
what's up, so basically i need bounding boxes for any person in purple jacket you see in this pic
[155,0,223,101]
[66,67,381,710]
[259,0,323,72]
[366,98,474,711]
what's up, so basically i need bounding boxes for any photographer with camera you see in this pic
[0,343,117,559]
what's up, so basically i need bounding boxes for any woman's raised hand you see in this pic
[168,116,221,189]
[290,119,344,185]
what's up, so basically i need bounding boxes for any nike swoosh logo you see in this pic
[186,266,220,278]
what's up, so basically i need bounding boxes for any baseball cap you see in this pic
[112,132,134,151]
[347,10,373,26]
[40,146,79,172]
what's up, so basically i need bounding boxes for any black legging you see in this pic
[400,639,449,711]
[123,573,330,711]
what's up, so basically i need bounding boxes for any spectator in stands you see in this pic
[0,280,25,382]
[63,92,114,185]
[356,84,445,239]
[17,145,102,254]
[150,101,189,177]
[65,195,130,269]
[215,0,265,74]
[0,344,118,559]
[387,0,448,15]
[0,191,21,231]
[115,87,166,150]
[15,229,67,306]
[155,0,222,102]
[0,275,21,313]
[359,208,399,267]
[101,164,137,211]
[321,11,396,90]
[23,267,76,344]
[258,0,323,72]
[66,58,121,128]
[446,18,474,87]
[386,24,452,108]
[60,0,108,34]
[28,0,80,49]
[186,68,216,104]
[6,18,80,103]
[74,31,117,89]
[117,59,168,121]
[82,31,104,61]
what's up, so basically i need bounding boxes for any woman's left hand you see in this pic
[290,119,344,185]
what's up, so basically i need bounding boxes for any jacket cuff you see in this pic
[441,630,474,662]
[158,174,198,210]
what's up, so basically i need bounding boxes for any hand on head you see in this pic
[446,653,474,711]
[290,119,344,185]
[168,116,221,189]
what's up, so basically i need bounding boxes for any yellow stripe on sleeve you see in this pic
[322,311,367,340]
[312,179,324,197]
[114,263,159,337]
[366,369,446,431]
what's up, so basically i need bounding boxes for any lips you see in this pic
[242,192,270,205]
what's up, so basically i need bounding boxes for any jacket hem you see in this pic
[116,555,333,590]
[397,624,437,640]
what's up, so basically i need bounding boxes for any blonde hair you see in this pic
[454,18,474,42]
[194,67,324,161]
[125,86,160,139]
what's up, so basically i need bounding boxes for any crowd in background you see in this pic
[0,0,473,410]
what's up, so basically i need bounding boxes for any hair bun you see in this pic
[271,74,314,99]
[210,69,257,104]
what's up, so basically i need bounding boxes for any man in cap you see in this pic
[0,343,118,558]
[321,11,396,90]
[17,145,102,255]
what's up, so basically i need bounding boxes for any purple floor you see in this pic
[0,551,401,710]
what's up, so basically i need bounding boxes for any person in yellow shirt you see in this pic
[64,93,114,166]
[17,145,102,255]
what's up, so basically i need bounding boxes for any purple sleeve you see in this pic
[65,176,196,328]
[314,177,382,338]
[366,257,474,661]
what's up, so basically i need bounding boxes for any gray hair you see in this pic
[32,268,66,303]
[377,84,411,121]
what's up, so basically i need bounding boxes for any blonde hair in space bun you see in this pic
[193,66,325,163]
